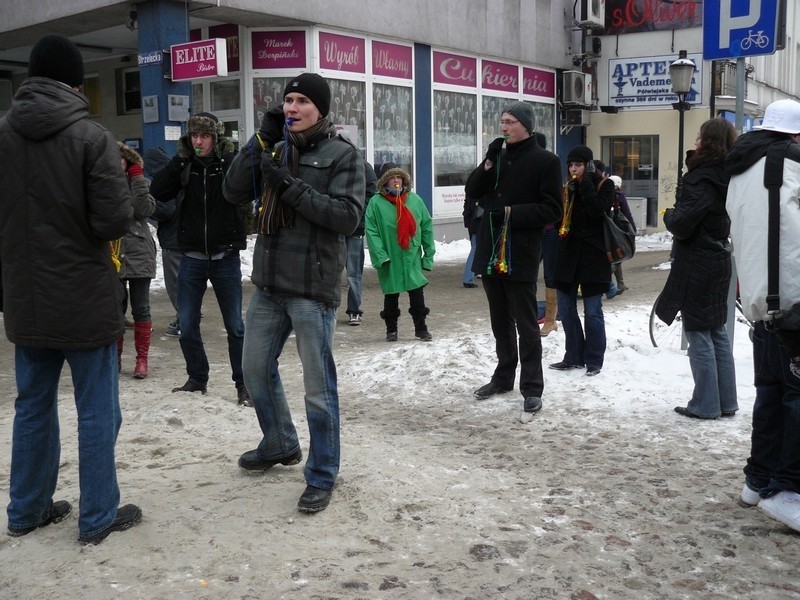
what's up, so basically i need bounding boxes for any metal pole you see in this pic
[735,57,745,134]
[676,96,685,195]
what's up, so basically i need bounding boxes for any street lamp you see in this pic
[669,50,696,199]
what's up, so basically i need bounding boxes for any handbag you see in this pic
[603,206,636,264]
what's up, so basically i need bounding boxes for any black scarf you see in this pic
[257,118,337,235]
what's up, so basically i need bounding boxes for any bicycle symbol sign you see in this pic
[703,0,782,60]
[740,29,770,51]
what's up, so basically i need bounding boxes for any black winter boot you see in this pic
[380,309,400,342]
[409,306,432,342]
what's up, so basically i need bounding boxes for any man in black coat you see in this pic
[464,102,562,417]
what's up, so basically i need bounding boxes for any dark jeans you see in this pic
[383,286,426,316]
[482,276,543,398]
[177,253,244,388]
[745,323,800,495]
[557,286,606,370]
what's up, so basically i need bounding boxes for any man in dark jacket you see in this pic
[150,112,251,405]
[224,73,365,512]
[0,35,142,544]
[464,101,563,417]
[725,98,800,532]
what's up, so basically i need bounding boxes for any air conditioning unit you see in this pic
[563,71,591,106]
[578,0,605,29]
[564,109,591,127]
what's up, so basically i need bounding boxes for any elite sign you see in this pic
[703,0,784,60]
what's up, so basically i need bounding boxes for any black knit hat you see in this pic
[284,73,331,117]
[503,101,535,134]
[566,145,593,164]
[28,35,84,87]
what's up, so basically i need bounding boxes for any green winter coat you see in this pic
[365,167,435,295]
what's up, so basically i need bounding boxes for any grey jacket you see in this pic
[224,131,365,307]
[0,77,133,348]
[119,173,157,279]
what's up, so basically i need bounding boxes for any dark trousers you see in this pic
[482,276,543,397]
[745,323,800,495]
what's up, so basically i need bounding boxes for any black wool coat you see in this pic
[553,172,615,297]
[464,135,563,283]
[655,158,732,331]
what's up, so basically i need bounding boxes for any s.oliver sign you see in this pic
[170,38,228,81]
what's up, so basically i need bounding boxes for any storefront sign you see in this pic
[522,67,555,99]
[608,52,702,108]
[372,41,412,79]
[251,30,306,69]
[170,38,228,81]
[433,186,466,219]
[605,0,702,34]
[319,32,365,74]
[482,60,518,93]
[433,51,477,88]
[209,24,240,72]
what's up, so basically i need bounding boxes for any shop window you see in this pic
[372,83,413,175]
[83,74,101,117]
[116,67,141,115]
[481,97,555,155]
[433,90,476,187]
[602,135,660,227]
[211,79,240,112]
[328,78,366,150]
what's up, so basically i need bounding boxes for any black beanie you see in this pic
[28,35,84,88]
[566,145,593,164]
[284,73,331,117]
[503,101,535,134]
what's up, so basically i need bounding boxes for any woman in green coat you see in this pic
[365,165,435,342]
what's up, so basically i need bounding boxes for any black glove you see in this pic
[258,105,285,147]
[568,176,579,193]
[485,137,505,164]
[262,158,294,196]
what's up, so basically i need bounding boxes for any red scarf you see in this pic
[382,190,416,249]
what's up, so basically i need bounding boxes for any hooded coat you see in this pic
[117,142,156,279]
[365,167,435,295]
[0,77,133,348]
[655,152,732,331]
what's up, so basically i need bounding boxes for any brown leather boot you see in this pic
[540,287,559,337]
[133,321,152,379]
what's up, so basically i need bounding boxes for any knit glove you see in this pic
[258,105,285,147]
[127,163,144,179]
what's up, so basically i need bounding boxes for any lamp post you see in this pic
[669,50,696,200]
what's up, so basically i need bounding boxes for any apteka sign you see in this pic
[607,53,702,108]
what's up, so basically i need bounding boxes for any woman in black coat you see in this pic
[655,117,739,419]
[551,145,614,376]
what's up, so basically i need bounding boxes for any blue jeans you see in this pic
[243,290,340,490]
[684,326,738,418]
[745,323,800,495]
[345,235,364,316]
[557,287,606,369]
[8,344,122,537]
[177,253,244,388]
[463,233,477,285]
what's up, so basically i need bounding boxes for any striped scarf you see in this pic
[257,118,336,235]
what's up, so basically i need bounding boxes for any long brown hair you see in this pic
[687,118,737,170]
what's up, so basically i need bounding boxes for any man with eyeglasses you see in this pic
[464,102,563,420]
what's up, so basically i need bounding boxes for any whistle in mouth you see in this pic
[194,147,201,155]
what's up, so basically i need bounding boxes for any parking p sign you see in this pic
[703,0,785,60]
